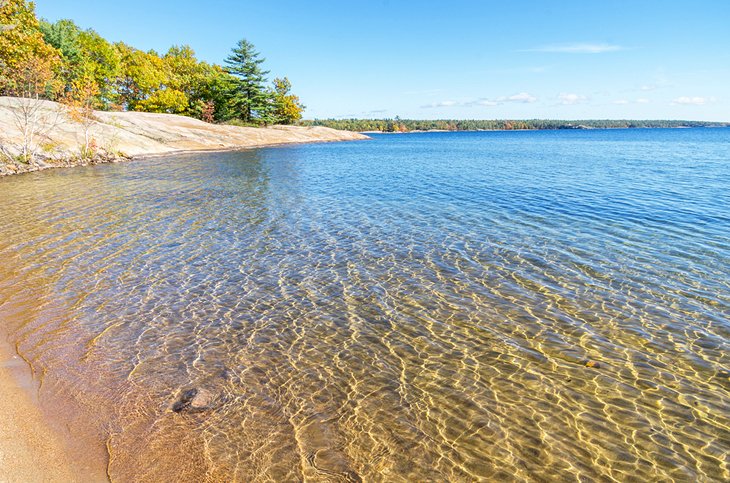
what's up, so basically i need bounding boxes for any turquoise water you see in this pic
[0,129,728,481]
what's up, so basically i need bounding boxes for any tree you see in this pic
[224,39,269,123]
[39,19,121,109]
[0,0,60,87]
[163,45,218,118]
[0,0,10,32]
[115,44,166,110]
[63,63,99,159]
[38,18,82,93]
[200,100,215,123]
[271,77,304,124]
[134,88,188,114]
[0,1,63,164]
[76,29,120,107]
[2,56,63,163]
[194,64,238,122]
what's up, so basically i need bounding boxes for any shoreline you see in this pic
[0,96,369,177]
[0,339,108,482]
[358,125,729,134]
[0,137,370,178]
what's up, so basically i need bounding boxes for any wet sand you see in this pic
[0,341,107,482]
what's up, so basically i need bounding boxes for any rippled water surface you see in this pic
[0,129,729,482]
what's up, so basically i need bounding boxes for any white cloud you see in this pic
[522,43,623,54]
[422,92,538,109]
[420,100,459,108]
[612,99,629,105]
[636,98,650,104]
[558,93,588,105]
[640,85,657,91]
[672,96,715,105]
[497,92,538,103]
[335,109,388,118]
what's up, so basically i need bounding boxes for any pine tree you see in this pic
[224,39,269,123]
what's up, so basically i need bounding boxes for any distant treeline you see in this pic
[302,118,730,132]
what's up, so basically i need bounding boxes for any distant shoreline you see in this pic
[305,118,730,133]
[359,125,728,133]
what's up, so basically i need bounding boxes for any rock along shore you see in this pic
[0,96,368,176]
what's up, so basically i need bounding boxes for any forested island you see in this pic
[302,118,730,132]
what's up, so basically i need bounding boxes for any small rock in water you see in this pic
[172,388,197,412]
[190,388,214,409]
[172,388,215,413]
[583,360,601,369]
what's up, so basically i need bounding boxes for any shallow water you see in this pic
[0,129,728,482]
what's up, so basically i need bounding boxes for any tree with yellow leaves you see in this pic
[271,77,305,125]
[0,1,66,164]
[63,63,99,159]
[0,0,60,87]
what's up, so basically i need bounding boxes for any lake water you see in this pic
[0,129,728,481]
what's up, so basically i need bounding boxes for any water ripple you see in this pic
[0,129,728,481]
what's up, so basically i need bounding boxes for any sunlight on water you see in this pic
[0,129,728,481]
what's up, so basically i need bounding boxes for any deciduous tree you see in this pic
[63,63,99,158]
[38,18,82,92]
[271,77,305,124]
[2,56,63,163]
[134,88,188,114]
[0,1,63,164]
[0,0,60,91]
[116,44,166,110]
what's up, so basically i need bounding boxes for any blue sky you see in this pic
[35,0,730,120]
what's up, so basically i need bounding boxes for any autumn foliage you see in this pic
[0,0,305,125]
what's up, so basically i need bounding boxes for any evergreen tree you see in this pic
[224,39,269,123]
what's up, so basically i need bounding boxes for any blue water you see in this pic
[0,128,728,481]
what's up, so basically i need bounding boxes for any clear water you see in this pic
[0,129,728,482]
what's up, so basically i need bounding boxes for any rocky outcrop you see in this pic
[0,96,369,176]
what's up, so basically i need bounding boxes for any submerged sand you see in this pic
[0,96,367,479]
[0,96,368,176]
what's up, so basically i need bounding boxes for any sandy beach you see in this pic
[0,341,107,482]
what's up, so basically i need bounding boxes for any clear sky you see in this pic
[34,0,730,121]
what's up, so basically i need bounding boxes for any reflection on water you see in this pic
[0,130,729,481]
